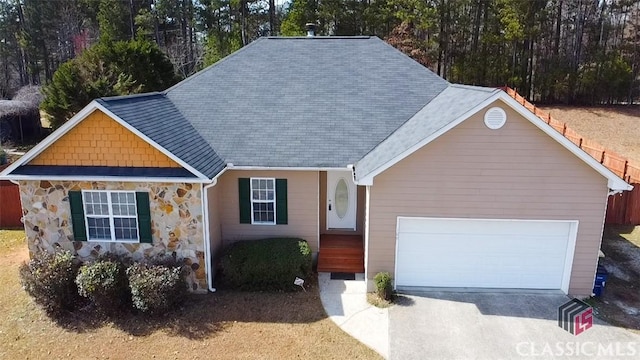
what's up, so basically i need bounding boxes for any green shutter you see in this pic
[238,178,251,224]
[136,192,153,243]
[68,191,87,241]
[275,179,288,225]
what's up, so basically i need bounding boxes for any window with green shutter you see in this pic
[238,177,287,225]
[68,190,152,243]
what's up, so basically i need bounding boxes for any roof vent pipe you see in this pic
[306,23,316,37]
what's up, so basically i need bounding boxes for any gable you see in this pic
[356,90,631,191]
[29,109,181,168]
[386,99,607,190]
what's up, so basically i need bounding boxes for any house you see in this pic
[0,36,632,296]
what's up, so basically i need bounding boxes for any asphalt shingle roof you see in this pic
[96,93,224,178]
[355,85,500,179]
[165,36,449,168]
[93,36,501,180]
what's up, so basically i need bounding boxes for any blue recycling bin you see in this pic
[593,264,608,296]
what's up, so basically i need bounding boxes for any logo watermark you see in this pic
[516,341,639,357]
[558,298,593,335]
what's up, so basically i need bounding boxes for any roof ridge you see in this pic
[99,92,163,102]
[355,83,453,164]
[449,83,500,93]
[165,37,267,95]
[265,36,372,40]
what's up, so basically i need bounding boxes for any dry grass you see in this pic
[0,230,26,254]
[588,225,640,335]
[539,105,640,163]
[366,293,393,309]
[0,231,380,360]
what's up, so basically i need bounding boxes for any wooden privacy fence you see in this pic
[502,87,640,225]
[0,163,23,229]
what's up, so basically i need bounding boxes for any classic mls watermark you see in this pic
[558,298,592,335]
[514,299,639,357]
[516,341,639,357]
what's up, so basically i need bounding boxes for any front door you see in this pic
[326,170,357,230]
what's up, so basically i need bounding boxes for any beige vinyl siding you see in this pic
[367,99,609,296]
[216,170,320,253]
[207,184,222,276]
[319,171,365,235]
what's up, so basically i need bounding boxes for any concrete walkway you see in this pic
[318,272,389,358]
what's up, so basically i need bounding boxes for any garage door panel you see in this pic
[395,218,574,290]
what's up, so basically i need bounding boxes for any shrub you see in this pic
[0,148,7,165]
[19,250,81,314]
[75,259,129,313]
[221,238,312,291]
[374,272,393,301]
[126,262,187,313]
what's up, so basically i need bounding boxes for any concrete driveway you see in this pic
[390,292,640,360]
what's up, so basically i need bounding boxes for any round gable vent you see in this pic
[484,107,507,129]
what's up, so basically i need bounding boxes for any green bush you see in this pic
[221,238,312,291]
[374,272,393,301]
[126,262,187,313]
[19,250,81,314]
[75,259,129,313]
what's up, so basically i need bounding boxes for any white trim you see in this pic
[227,165,350,171]
[94,103,209,180]
[1,175,209,183]
[498,94,632,191]
[393,216,579,294]
[357,92,632,192]
[202,182,216,292]
[249,177,277,225]
[81,190,140,243]
[364,185,371,289]
[317,171,320,255]
[562,221,579,294]
[359,95,497,185]
[393,216,400,291]
[0,101,208,181]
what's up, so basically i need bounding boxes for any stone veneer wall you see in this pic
[18,180,207,292]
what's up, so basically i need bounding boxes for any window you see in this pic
[238,177,287,225]
[82,190,139,242]
[250,178,276,224]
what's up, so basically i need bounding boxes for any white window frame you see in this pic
[250,177,277,225]
[81,190,140,242]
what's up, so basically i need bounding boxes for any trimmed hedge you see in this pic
[127,262,187,313]
[19,250,81,314]
[221,238,312,291]
[75,259,129,314]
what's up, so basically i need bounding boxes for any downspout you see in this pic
[364,185,371,290]
[201,167,229,293]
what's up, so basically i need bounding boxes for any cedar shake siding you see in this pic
[30,110,181,168]
[215,170,320,253]
[367,100,608,296]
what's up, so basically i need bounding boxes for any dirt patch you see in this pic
[0,232,380,359]
[588,226,640,334]
[539,105,640,163]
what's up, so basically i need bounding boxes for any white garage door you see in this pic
[395,218,577,292]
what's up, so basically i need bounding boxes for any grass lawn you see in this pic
[0,230,380,359]
[539,105,640,163]
[588,226,640,335]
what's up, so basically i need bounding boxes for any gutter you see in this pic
[201,166,229,293]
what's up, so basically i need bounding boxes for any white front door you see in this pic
[326,171,357,230]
